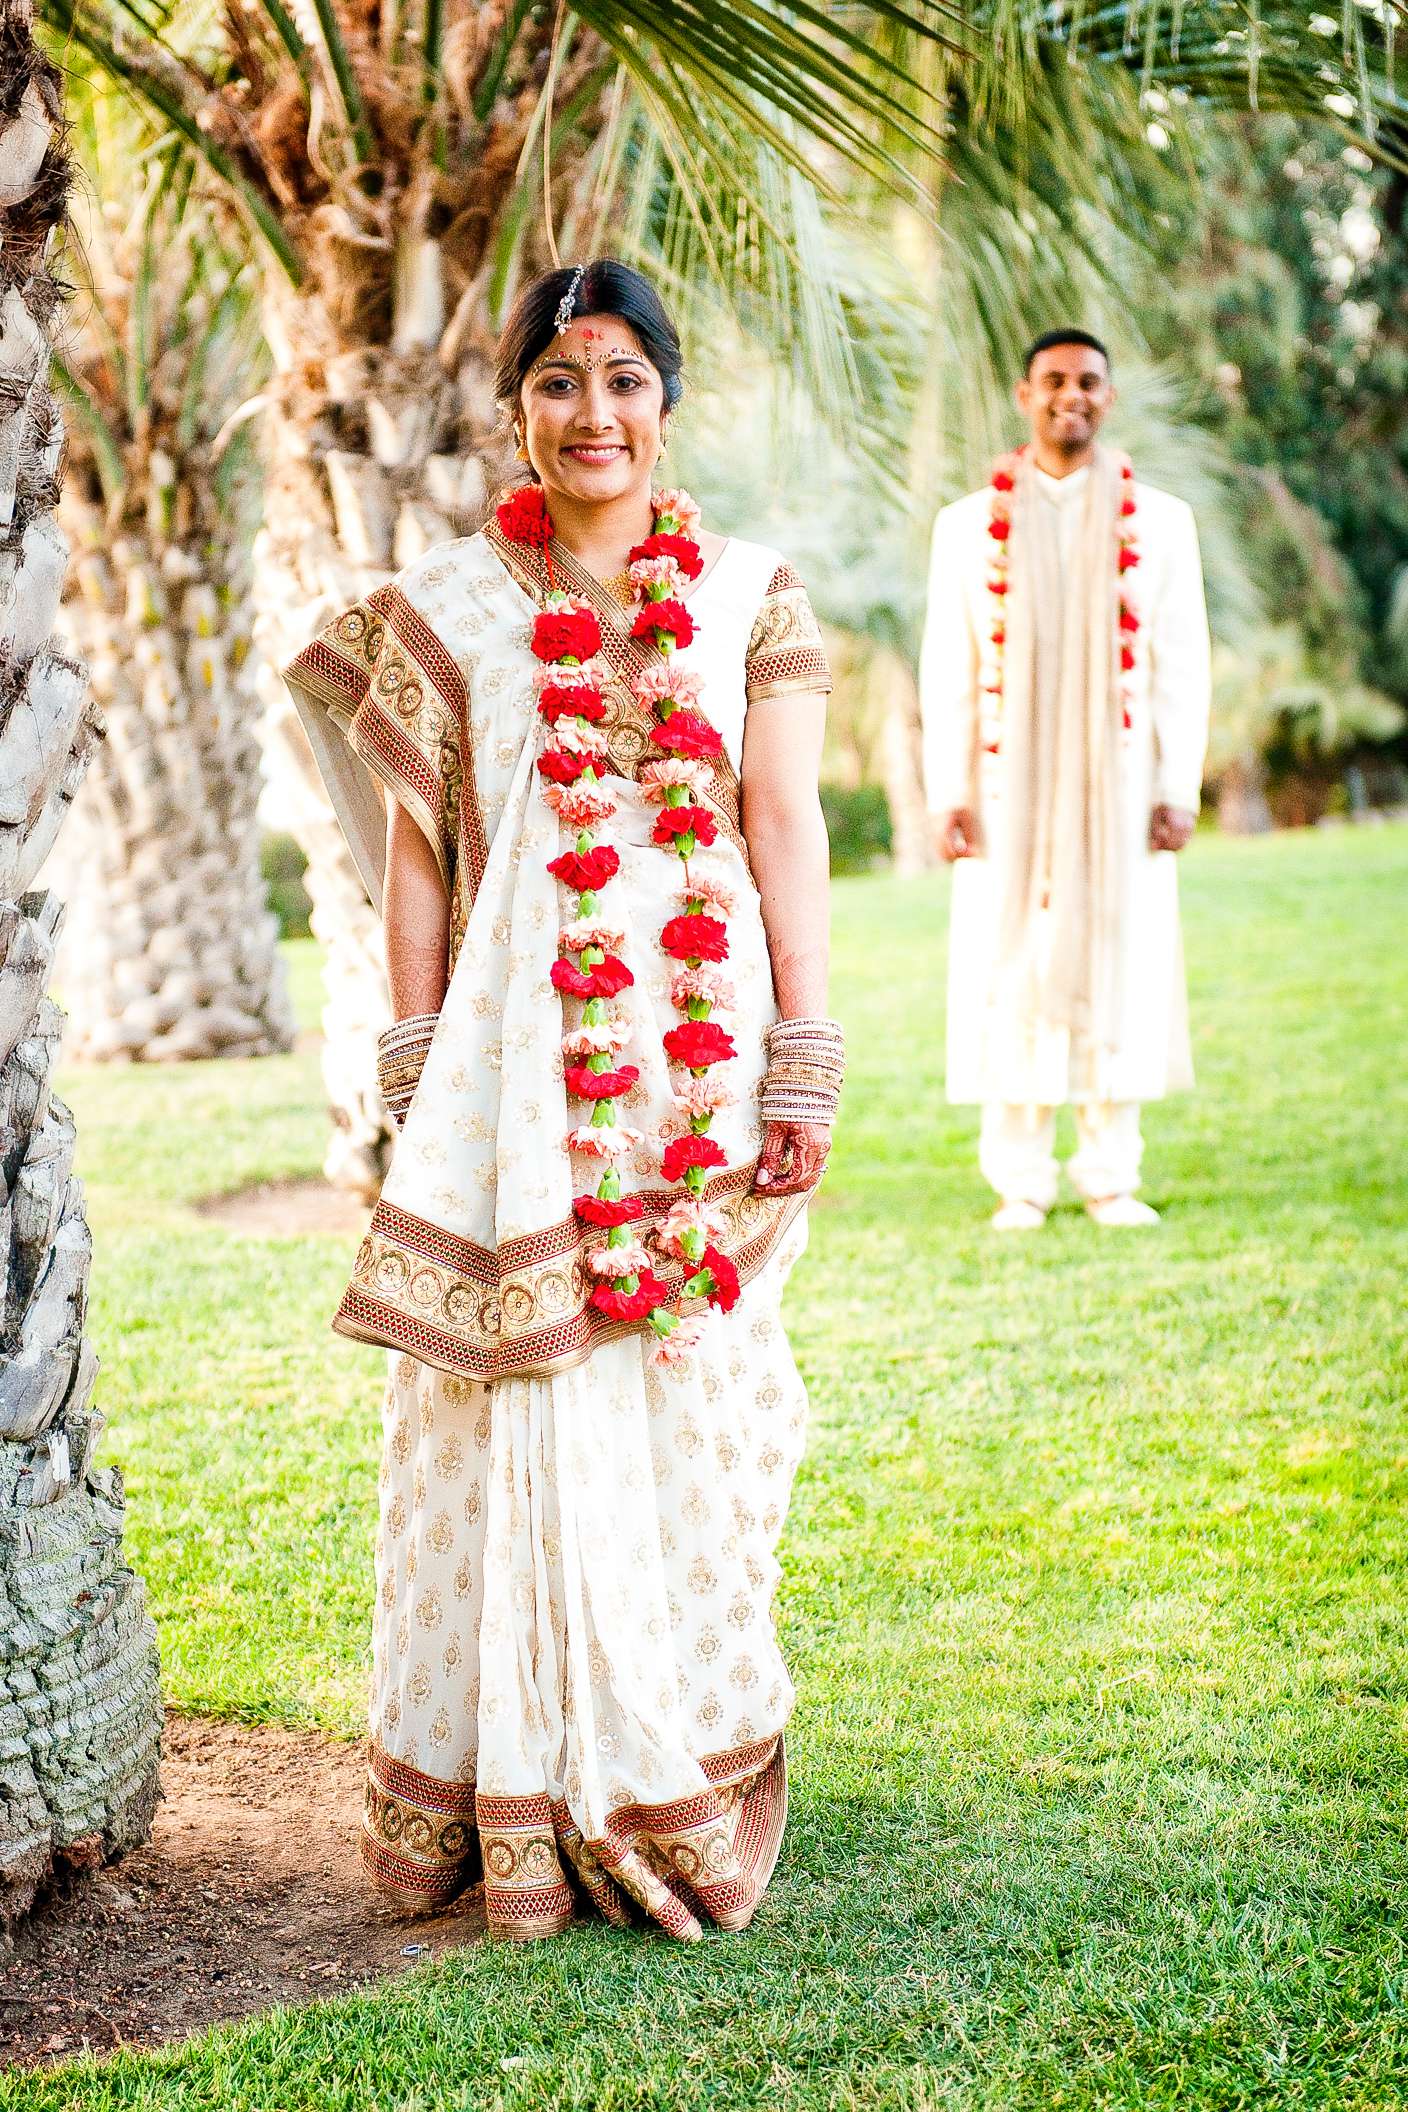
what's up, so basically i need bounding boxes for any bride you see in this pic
[284,258,844,1941]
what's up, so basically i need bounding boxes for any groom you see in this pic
[919,330,1211,1228]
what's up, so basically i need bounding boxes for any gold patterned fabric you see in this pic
[745,562,833,704]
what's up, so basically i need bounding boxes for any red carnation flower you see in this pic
[1119,606,1140,634]
[564,1063,639,1102]
[496,486,552,547]
[631,598,695,649]
[574,1194,645,1227]
[652,804,718,850]
[990,578,1009,597]
[661,1133,728,1184]
[591,1270,670,1323]
[548,845,620,891]
[663,1020,736,1069]
[1120,643,1136,673]
[533,608,602,663]
[987,516,1011,541]
[537,747,594,784]
[628,532,705,580]
[659,913,728,964]
[694,1243,740,1313]
[1122,707,1132,730]
[1118,545,1140,572]
[655,709,723,760]
[991,468,1016,493]
[552,956,634,999]
[1121,496,1136,518]
[539,683,606,724]
[990,626,1006,648]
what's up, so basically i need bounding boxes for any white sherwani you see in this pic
[919,466,1212,1113]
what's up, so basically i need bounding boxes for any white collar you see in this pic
[1035,463,1091,503]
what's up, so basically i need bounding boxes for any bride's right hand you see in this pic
[755,1121,830,1196]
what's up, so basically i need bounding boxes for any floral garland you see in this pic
[984,445,1140,751]
[497,482,741,1366]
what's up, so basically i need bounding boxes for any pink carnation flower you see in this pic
[673,1076,737,1121]
[639,758,714,801]
[561,1019,630,1059]
[656,1198,726,1262]
[632,662,704,712]
[670,965,736,1011]
[559,919,626,955]
[553,718,608,758]
[586,1237,653,1278]
[629,555,689,598]
[649,1314,706,1368]
[566,1124,642,1160]
[679,870,738,916]
[543,784,618,828]
[652,487,703,538]
[544,590,596,619]
[535,657,610,698]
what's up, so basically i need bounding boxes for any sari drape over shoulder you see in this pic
[282,523,832,1940]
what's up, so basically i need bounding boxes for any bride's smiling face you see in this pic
[519,315,666,510]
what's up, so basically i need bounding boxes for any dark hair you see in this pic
[1022,328,1111,376]
[494,260,685,412]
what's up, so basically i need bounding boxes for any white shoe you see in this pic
[991,1199,1047,1232]
[1084,1195,1160,1227]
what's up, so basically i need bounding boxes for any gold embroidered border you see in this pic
[284,583,490,924]
[360,1733,786,1941]
[745,566,832,705]
[334,1161,806,1381]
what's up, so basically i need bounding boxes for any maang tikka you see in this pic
[553,264,587,335]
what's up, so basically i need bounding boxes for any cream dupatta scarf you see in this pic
[282,528,806,1382]
[993,447,1131,1074]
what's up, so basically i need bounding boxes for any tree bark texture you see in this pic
[0,0,162,1924]
[50,523,295,1063]
[251,267,515,1197]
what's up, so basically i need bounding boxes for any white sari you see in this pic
[284,520,831,1940]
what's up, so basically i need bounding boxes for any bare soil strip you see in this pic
[2,1715,483,2070]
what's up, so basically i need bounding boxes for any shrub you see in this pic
[261,831,313,939]
[821,783,893,875]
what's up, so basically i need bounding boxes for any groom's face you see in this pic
[1016,344,1114,455]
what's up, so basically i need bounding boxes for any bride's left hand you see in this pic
[755,1121,831,1196]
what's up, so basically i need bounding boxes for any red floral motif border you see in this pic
[360,1732,788,1941]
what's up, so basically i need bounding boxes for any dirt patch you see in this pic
[192,1175,368,1239]
[1,1714,483,2070]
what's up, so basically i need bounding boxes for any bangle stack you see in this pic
[378,1012,438,1128]
[759,1016,845,1132]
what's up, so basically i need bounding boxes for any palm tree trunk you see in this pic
[250,254,510,1196]
[0,0,161,1924]
[49,520,295,1062]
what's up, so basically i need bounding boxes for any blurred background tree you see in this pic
[1137,108,1408,824]
[45,111,296,1061]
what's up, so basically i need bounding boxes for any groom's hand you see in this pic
[1149,804,1197,852]
[936,807,982,862]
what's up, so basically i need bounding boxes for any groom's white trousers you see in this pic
[979,1101,1144,1209]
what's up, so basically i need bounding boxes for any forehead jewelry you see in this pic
[554,264,587,335]
[526,330,646,382]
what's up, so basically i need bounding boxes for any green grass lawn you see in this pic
[8,824,1408,2111]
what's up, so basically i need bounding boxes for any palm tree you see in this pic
[45,131,296,1065]
[41,0,1403,1189]
[0,0,161,1924]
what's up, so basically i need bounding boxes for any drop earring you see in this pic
[514,426,529,462]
